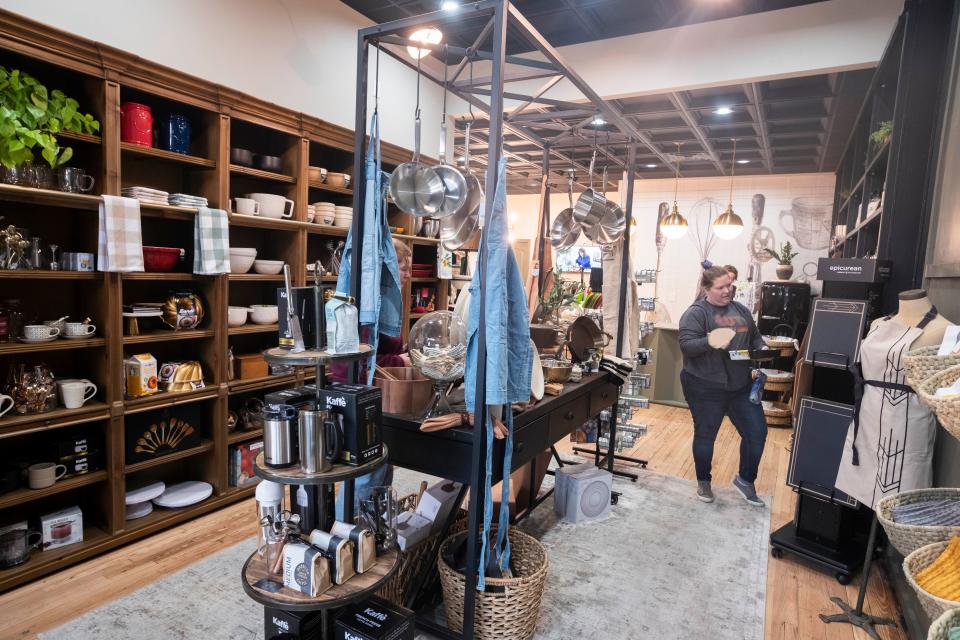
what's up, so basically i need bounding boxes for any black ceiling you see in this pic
[341,0,829,53]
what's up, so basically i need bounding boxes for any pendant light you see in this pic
[712,138,745,240]
[659,142,689,240]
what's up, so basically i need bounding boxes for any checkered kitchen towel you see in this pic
[98,195,144,272]
[193,207,230,274]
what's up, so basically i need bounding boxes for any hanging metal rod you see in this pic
[374,35,557,70]
[505,75,565,122]
[454,68,562,88]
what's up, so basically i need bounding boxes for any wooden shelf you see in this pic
[228,214,303,232]
[0,270,100,280]
[122,272,206,281]
[307,180,353,196]
[0,402,110,439]
[121,142,216,168]
[122,495,217,533]
[122,328,215,344]
[227,428,264,445]
[56,129,102,145]
[123,387,218,414]
[0,471,108,509]
[0,337,105,355]
[0,183,101,210]
[411,277,437,283]
[451,274,473,281]
[228,373,297,395]
[229,323,278,335]
[137,202,199,221]
[306,223,348,236]
[229,273,285,281]
[0,526,110,590]
[124,439,215,473]
[409,312,428,319]
[229,164,295,184]
[392,233,440,245]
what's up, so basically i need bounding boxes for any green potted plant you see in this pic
[870,120,893,148]
[0,66,100,171]
[765,241,799,280]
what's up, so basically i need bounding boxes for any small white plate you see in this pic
[531,339,544,401]
[62,333,95,340]
[153,481,213,508]
[18,336,58,344]
[125,501,154,520]
[126,481,166,505]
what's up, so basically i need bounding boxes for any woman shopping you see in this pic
[678,266,767,506]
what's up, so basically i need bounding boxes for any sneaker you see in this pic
[697,481,715,503]
[732,475,765,507]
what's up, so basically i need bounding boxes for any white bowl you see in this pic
[228,306,251,327]
[249,305,279,325]
[229,252,257,274]
[230,247,258,257]
[253,260,285,275]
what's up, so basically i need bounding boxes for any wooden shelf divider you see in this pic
[124,439,215,473]
[0,471,109,510]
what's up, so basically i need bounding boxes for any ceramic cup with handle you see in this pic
[23,325,59,340]
[779,197,832,250]
[28,462,67,489]
[64,322,96,337]
[0,393,13,418]
[57,379,98,409]
[231,197,260,216]
[245,193,294,219]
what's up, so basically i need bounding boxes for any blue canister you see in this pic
[159,113,191,155]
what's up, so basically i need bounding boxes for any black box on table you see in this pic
[333,596,414,640]
[264,607,323,640]
[278,286,322,350]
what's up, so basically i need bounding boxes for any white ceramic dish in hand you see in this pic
[229,247,257,273]
[152,481,213,508]
[228,306,251,327]
[530,339,544,400]
[253,259,284,275]
[249,305,279,324]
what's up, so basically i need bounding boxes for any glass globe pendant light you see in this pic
[659,142,689,240]
[712,138,745,240]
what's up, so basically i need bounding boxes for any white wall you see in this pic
[0,0,449,153]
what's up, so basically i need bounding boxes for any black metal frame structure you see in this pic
[350,2,640,637]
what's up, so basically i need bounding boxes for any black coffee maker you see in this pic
[758,281,811,341]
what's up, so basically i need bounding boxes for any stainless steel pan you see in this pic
[550,173,581,250]
[440,123,483,250]
[426,75,467,219]
[389,115,444,216]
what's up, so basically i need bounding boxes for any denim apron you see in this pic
[336,111,403,385]
[464,157,532,589]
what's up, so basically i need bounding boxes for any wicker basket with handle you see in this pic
[917,365,960,442]
[927,607,960,640]
[437,528,548,640]
[903,541,960,620]
[876,488,960,556]
[904,346,960,387]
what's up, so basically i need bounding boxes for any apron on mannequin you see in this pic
[835,309,939,509]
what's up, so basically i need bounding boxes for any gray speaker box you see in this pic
[555,465,612,523]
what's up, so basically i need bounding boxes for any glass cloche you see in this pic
[408,310,467,419]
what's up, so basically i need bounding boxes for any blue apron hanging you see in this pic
[464,157,532,589]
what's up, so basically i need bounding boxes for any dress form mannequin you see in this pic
[870,289,952,348]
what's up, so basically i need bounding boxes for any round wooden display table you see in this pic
[253,446,389,485]
[262,344,372,367]
[241,548,399,612]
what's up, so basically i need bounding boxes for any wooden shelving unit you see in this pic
[0,9,428,593]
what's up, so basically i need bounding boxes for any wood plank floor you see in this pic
[0,404,907,640]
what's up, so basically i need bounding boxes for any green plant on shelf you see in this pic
[0,66,101,169]
[870,120,893,148]
[764,241,799,266]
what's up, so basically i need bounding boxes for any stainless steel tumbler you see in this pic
[298,408,342,473]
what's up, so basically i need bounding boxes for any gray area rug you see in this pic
[40,469,768,640]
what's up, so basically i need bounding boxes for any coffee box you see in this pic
[125,353,158,398]
[278,286,322,350]
[40,505,83,550]
[334,596,414,640]
[282,541,332,597]
[264,608,324,640]
[58,450,103,479]
[414,481,462,534]
[394,511,431,551]
[317,383,383,466]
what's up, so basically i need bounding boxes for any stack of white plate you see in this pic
[334,205,353,228]
[312,202,336,225]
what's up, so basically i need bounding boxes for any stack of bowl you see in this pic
[312,202,336,225]
[334,206,353,228]
[229,247,257,274]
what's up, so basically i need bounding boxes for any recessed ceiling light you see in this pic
[407,27,443,60]
[591,115,606,126]
[737,159,750,164]
[441,1,458,10]
[645,164,657,168]
[713,106,733,115]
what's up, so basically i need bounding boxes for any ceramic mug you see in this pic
[58,379,97,409]
[64,322,96,337]
[245,193,294,219]
[231,197,260,216]
[23,325,59,340]
[28,462,67,489]
[0,393,13,418]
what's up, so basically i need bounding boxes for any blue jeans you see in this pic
[680,370,767,483]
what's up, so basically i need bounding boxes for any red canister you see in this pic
[120,102,153,147]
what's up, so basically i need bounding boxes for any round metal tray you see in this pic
[261,344,372,367]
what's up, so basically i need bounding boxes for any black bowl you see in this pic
[257,154,283,172]
[231,147,254,166]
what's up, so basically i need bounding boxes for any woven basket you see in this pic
[438,528,549,640]
[905,346,960,387]
[903,541,960,620]
[376,493,467,607]
[876,488,960,556]
[928,607,960,640]
[917,365,960,442]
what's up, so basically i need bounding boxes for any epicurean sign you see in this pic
[817,258,891,283]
